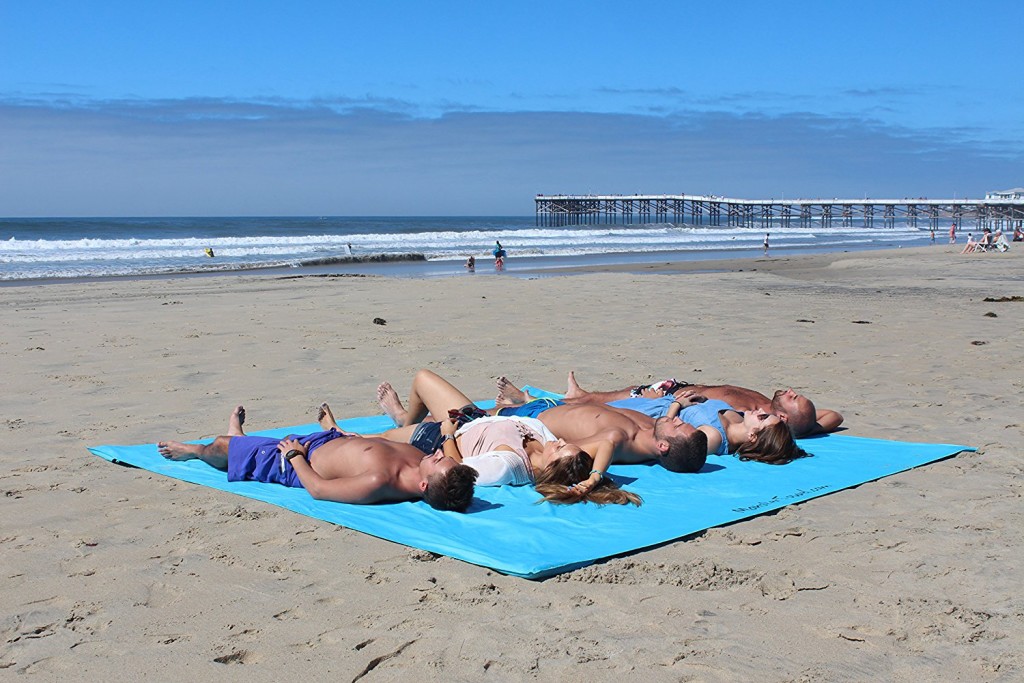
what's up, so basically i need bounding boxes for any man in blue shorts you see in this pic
[158,405,476,512]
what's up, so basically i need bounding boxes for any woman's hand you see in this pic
[440,418,458,437]
[567,471,602,497]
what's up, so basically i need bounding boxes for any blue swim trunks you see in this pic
[496,397,564,419]
[227,428,345,488]
[409,421,445,455]
[607,396,677,418]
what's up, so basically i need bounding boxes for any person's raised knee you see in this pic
[414,368,440,384]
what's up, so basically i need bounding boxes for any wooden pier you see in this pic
[535,194,1024,230]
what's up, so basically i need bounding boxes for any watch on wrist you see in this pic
[285,449,303,461]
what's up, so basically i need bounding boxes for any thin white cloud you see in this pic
[0,97,1019,216]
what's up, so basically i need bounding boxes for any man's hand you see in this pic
[277,438,307,457]
[673,389,707,407]
[440,418,458,437]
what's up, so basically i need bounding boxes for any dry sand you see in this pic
[2,244,1022,681]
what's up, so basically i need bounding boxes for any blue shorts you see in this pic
[608,396,677,418]
[227,428,345,488]
[496,397,563,419]
[409,421,444,455]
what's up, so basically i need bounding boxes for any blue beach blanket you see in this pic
[88,388,973,579]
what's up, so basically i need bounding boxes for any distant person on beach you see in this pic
[465,255,475,271]
[493,240,507,269]
[157,405,476,511]
[961,234,977,254]
[992,229,1010,251]
[949,223,957,243]
[1014,226,1024,242]
[498,373,843,439]
[346,243,353,256]
[978,229,993,251]
[763,233,770,255]
[930,227,935,243]
[204,247,215,258]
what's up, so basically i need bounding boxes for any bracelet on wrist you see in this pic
[590,469,603,479]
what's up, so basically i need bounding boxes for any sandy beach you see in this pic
[3,244,1023,681]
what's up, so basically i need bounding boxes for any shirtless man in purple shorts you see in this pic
[158,405,476,512]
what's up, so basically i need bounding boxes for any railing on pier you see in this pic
[535,194,1024,230]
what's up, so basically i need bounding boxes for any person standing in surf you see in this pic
[493,240,507,269]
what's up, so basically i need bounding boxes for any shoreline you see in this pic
[1,240,951,288]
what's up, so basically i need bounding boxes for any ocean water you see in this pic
[0,215,934,282]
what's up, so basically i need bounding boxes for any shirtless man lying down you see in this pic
[376,370,708,499]
[497,372,843,438]
[158,405,477,512]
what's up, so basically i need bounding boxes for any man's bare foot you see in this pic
[377,382,408,425]
[157,441,201,461]
[564,371,587,399]
[495,376,529,406]
[318,402,339,430]
[227,405,246,436]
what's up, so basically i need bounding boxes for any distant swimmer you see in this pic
[465,255,476,271]
[204,247,215,258]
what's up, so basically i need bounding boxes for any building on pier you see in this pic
[986,187,1024,200]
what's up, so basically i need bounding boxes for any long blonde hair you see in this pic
[534,450,642,506]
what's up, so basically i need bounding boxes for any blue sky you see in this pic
[2,0,1022,216]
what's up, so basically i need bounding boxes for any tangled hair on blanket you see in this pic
[736,421,809,465]
[534,449,642,507]
[423,464,478,512]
